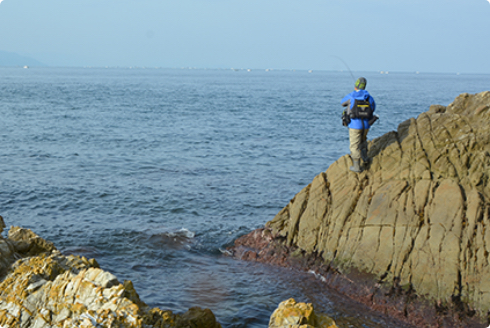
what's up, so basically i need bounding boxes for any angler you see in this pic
[341,77,378,173]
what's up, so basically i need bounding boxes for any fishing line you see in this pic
[329,55,355,82]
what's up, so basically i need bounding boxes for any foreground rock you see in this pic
[1,219,339,328]
[269,299,338,328]
[231,91,490,328]
[0,218,221,328]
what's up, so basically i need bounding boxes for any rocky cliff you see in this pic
[0,217,222,328]
[231,91,490,327]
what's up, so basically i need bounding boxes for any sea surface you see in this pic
[1,67,489,327]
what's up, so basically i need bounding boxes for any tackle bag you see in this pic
[350,99,373,119]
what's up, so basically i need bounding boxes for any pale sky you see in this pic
[0,0,489,73]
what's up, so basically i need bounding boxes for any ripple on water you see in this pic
[2,68,486,327]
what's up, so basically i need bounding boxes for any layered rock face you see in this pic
[0,218,221,328]
[236,92,490,324]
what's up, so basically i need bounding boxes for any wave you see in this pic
[308,270,327,283]
[146,228,196,250]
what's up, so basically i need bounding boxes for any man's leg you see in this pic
[360,129,370,164]
[349,128,362,172]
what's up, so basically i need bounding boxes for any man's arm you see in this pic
[369,96,376,111]
[341,96,351,108]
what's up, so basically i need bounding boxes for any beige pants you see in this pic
[349,128,369,160]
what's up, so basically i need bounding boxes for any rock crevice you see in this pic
[231,91,490,327]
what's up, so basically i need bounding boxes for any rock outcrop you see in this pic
[268,298,338,328]
[0,217,222,328]
[231,91,490,327]
[0,218,340,328]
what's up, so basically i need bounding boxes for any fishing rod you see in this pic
[332,56,379,129]
[329,55,356,82]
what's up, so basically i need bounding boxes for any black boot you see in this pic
[350,158,362,173]
[361,148,371,164]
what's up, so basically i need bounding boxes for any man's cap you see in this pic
[355,77,367,90]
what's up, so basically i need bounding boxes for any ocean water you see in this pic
[0,67,488,327]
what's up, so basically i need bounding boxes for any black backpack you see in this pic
[350,99,373,119]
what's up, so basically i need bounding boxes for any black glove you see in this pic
[341,110,351,127]
[368,115,379,126]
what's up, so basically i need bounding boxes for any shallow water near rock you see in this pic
[1,67,489,327]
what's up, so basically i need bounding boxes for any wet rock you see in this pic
[7,226,56,256]
[231,91,490,327]
[175,307,222,328]
[0,216,6,234]
[0,226,222,328]
[269,298,338,328]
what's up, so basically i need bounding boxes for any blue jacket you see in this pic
[341,90,376,130]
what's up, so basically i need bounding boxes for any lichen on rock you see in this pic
[268,298,338,328]
[0,225,222,328]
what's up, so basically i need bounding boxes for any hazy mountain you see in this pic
[0,51,47,67]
